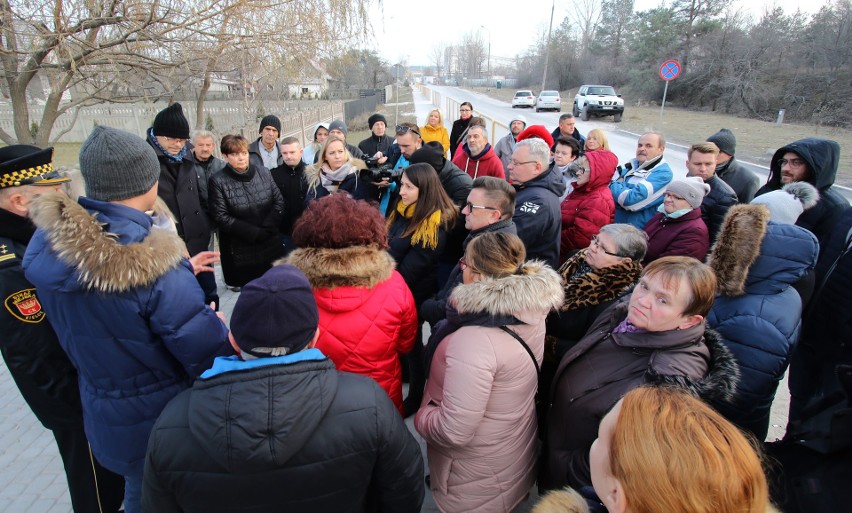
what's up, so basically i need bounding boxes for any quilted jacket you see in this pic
[559,150,617,261]
[285,246,419,414]
[22,192,231,475]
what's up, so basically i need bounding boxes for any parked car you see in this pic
[512,90,536,108]
[535,90,561,112]
[573,85,624,122]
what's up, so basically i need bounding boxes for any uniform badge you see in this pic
[5,288,45,323]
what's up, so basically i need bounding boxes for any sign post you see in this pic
[658,59,681,125]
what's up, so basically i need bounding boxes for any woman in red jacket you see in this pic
[559,149,618,263]
[285,194,419,414]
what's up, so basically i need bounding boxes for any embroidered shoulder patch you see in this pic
[519,201,541,214]
[5,288,45,323]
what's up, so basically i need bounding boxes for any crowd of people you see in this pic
[0,98,849,513]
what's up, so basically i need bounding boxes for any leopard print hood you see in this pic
[557,249,642,311]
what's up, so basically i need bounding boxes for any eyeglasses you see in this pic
[777,158,806,168]
[395,125,421,137]
[509,160,537,167]
[591,235,621,257]
[568,163,589,175]
[460,108,472,112]
[464,201,499,213]
[663,192,685,202]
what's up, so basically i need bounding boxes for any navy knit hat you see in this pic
[368,113,387,130]
[707,128,736,157]
[80,126,160,201]
[328,119,348,135]
[152,103,190,139]
[231,265,319,358]
[259,115,281,134]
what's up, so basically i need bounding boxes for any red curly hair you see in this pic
[293,194,388,249]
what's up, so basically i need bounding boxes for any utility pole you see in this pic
[540,0,555,93]
[480,25,491,84]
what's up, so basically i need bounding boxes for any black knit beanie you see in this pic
[152,103,190,139]
[368,113,387,130]
[259,115,282,134]
[409,142,445,171]
[707,128,736,156]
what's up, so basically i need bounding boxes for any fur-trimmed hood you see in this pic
[647,328,740,405]
[283,245,394,290]
[450,260,564,322]
[709,204,818,297]
[27,191,185,293]
[531,488,591,513]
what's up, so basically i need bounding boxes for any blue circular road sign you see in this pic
[660,59,681,81]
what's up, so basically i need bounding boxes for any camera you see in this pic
[361,165,394,182]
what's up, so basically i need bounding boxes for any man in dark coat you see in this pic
[755,137,848,248]
[147,103,218,308]
[550,113,586,149]
[686,142,738,243]
[419,175,516,327]
[509,138,565,269]
[270,136,308,255]
[707,128,760,203]
[358,112,394,165]
[249,114,283,171]
[190,130,226,212]
[0,145,125,513]
[143,265,425,513]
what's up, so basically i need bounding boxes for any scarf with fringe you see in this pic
[392,201,442,250]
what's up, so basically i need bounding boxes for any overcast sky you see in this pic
[367,0,828,66]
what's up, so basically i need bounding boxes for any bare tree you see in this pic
[430,43,446,78]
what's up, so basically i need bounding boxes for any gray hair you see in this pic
[466,124,488,141]
[516,138,550,167]
[191,130,216,143]
[599,223,648,261]
[643,130,666,149]
[559,112,576,122]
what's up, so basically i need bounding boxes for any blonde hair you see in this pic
[466,231,526,278]
[318,136,350,166]
[427,108,443,127]
[585,128,610,151]
[610,387,770,513]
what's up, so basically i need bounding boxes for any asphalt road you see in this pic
[426,84,852,202]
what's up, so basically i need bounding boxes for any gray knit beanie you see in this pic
[80,126,160,201]
[751,182,819,224]
[666,177,710,209]
[707,128,736,156]
[328,119,348,135]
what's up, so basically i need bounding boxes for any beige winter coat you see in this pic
[415,261,564,513]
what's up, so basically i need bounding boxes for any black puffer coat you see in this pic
[150,142,211,256]
[208,164,284,286]
[701,174,738,243]
[756,138,849,247]
[387,214,448,307]
[143,354,425,513]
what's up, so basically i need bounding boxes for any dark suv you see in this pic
[573,85,624,122]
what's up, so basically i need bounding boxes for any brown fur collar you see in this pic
[450,260,564,316]
[282,245,394,289]
[531,488,590,513]
[708,204,770,296]
[558,249,642,311]
[28,191,185,293]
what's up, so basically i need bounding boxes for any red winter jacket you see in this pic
[452,143,505,180]
[286,246,419,414]
[560,150,617,262]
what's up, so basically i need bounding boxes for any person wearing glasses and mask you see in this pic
[449,102,474,158]
[420,176,516,328]
[642,177,710,265]
[754,138,845,248]
[558,149,618,263]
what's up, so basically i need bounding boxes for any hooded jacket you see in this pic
[560,150,617,259]
[707,205,818,440]
[22,192,231,476]
[514,165,567,269]
[542,300,739,490]
[494,132,519,174]
[452,142,506,180]
[150,141,212,256]
[143,351,425,513]
[756,138,848,246]
[416,262,564,513]
[610,156,674,229]
[285,246,419,414]
[642,207,710,264]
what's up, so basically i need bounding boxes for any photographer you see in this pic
[358,113,394,165]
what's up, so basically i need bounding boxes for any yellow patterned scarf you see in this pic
[393,201,442,249]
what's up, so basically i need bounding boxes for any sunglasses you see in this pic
[396,125,421,137]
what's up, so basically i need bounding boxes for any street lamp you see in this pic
[480,25,491,84]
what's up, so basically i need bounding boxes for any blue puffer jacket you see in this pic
[22,193,232,476]
[707,205,818,440]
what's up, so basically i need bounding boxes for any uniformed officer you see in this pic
[0,145,124,512]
